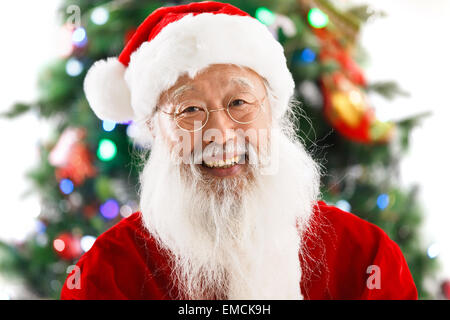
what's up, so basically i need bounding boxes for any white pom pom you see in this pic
[83,57,134,122]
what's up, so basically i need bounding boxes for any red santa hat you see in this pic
[84,1,295,123]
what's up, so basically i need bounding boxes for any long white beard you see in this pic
[138,124,321,300]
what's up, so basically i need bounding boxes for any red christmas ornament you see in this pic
[321,72,371,143]
[314,28,394,144]
[55,142,97,185]
[50,127,97,186]
[442,280,450,299]
[53,232,82,261]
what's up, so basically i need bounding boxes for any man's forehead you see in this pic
[166,76,257,104]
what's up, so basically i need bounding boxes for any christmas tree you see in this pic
[0,0,439,299]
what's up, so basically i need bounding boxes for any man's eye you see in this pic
[230,99,246,107]
[181,106,200,113]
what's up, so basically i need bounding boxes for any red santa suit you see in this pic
[60,200,417,300]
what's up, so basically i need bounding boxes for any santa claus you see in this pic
[61,1,417,300]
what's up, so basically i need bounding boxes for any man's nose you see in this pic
[203,107,238,144]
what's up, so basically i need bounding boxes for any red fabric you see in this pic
[119,1,251,66]
[60,201,418,300]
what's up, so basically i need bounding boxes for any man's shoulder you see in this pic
[79,211,154,266]
[60,212,161,299]
[95,212,147,245]
[312,200,391,248]
[302,200,417,299]
[103,211,147,237]
[310,200,400,267]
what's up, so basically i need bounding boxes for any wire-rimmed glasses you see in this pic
[156,91,266,132]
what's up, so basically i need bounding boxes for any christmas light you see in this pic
[336,199,351,212]
[97,139,117,161]
[91,7,109,25]
[65,58,83,77]
[297,80,323,106]
[53,238,65,252]
[427,243,440,259]
[376,194,389,210]
[72,27,88,47]
[59,178,74,195]
[102,120,116,132]
[35,220,47,234]
[81,235,97,252]
[69,192,83,207]
[100,199,120,219]
[308,8,328,29]
[255,7,275,25]
[126,123,137,138]
[300,48,316,63]
[120,204,133,218]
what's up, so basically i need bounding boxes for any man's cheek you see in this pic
[244,128,269,164]
[192,132,205,164]
[166,129,194,164]
[260,128,279,175]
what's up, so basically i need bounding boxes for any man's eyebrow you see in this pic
[168,77,255,102]
[168,84,196,102]
[230,77,255,90]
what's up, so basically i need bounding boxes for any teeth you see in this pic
[203,155,242,168]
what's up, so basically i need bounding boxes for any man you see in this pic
[61,1,417,300]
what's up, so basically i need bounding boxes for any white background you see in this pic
[0,0,448,298]
[355,0,450,292]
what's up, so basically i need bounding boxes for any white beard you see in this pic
[138,122,321,300]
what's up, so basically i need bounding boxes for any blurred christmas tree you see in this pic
[0,0,440,299]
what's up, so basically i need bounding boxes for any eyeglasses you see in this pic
[156,91,267,132]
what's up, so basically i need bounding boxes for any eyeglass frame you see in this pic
[154,93,268,132]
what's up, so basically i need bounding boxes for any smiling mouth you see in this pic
[201,154,246,169]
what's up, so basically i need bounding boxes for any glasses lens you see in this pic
[227,92,261,124]
[174,103,208,131]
